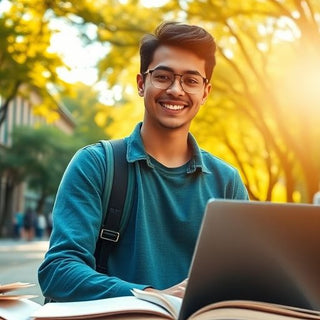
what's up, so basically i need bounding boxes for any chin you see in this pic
[158,118,188,130]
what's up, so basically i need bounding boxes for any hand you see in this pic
[144,278,188,298]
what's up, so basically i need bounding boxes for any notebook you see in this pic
[178,199,320,320]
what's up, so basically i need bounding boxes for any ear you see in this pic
[137,73,145,97]
[202,83,212,104]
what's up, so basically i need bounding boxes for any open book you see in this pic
[0,282,40,320]
[0,282,36,300]
[5,288,317,320]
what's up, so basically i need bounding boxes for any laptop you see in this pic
[178,199,320,320]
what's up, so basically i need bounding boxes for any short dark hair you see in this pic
[140,21,216,81]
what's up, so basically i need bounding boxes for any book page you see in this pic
[0,295,37,301]
[0,283,34,294]
[0,298,41,320]
[31,296,174,320]
[188,300,320,320]
[132,288,182,319]
[0,282,37,301]
[189,307,310,320]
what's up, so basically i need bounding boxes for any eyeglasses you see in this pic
[144,68,209,94]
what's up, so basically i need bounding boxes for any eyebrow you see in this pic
[153,65,203,77]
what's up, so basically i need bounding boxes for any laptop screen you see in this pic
[179,199,320,320]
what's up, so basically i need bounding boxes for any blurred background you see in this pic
[0,0,320,239]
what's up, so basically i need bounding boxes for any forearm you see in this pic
[38,256,147,301]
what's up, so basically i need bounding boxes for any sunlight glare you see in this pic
[282,53,320,114]
[140,0,169,7]
[48,18,108,85]
[223,48,234,59]
[0,0,11,14]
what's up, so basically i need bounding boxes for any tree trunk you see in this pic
[0,178,15,237]
[36,192,47,214]
[0,81,21,128]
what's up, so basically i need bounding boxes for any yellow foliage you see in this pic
[272,182,288,203]
[94,111,109,128]
[2,0,319,202]
[32,103,60,124]
[104,100,144,139]
[46,112,61,124]
[12,53,27,64]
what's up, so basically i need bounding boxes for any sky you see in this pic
[48,18,109,85]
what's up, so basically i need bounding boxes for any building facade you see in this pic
[0,93,75,237]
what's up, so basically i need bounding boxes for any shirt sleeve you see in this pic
[38,144,148,302]
[230,169,250,200]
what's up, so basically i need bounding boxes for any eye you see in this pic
[153,71,173,83]
[183,75,201,86]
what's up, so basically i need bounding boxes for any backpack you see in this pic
[94,139,135,274]
[44,139,134,303]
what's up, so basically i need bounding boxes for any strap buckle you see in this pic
[100,229,120,242]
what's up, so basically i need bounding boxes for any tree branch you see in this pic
[0,81,21,128]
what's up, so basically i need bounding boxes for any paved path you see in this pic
[0,239,49,305]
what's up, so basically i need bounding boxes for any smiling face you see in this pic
[137,45,211,132]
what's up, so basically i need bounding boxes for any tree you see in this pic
[182,0,320,202]
[0,126,81,235]
[60,82,113,144]
[0,0,69,126]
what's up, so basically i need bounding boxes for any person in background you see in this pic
[313,183,320,205]
[12,211,23,239]
[46,211,53,237]
[23,207,36,241]
[38,21,249,302]
[36,213,47,239]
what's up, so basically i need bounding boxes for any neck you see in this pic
[140,122,191,168]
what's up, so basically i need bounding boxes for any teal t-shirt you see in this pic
[38,122,248,301]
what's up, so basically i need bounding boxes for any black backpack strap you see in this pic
[94,139,129,274]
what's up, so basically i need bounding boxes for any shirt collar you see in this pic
[125,122,209,174]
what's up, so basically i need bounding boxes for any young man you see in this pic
[38,21,248,302]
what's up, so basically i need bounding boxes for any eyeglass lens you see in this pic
[150,70,205,94]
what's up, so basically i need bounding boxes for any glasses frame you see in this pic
[144,68,209,94]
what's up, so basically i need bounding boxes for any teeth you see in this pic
[162,104,184,110]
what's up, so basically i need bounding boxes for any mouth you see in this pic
[160,103,186,111]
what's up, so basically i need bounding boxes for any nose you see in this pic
[166,75,185,95]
